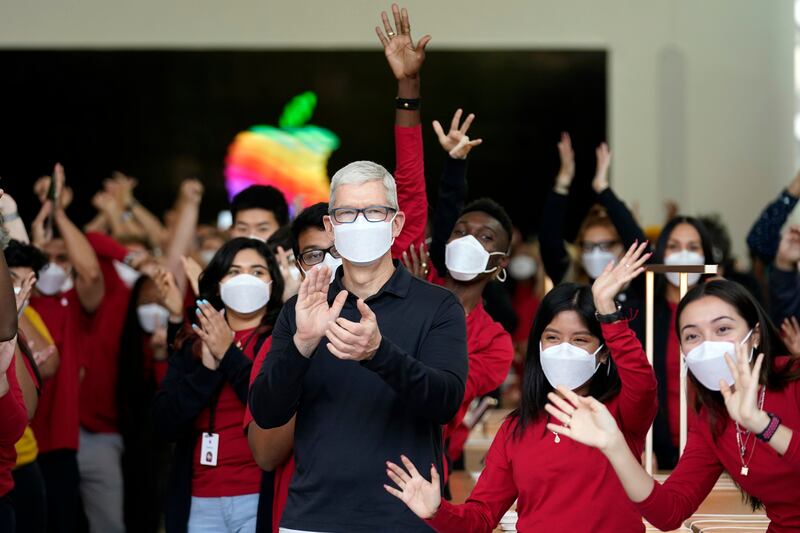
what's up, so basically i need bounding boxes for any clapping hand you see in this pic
[15,271,36,314]
[325,298,382,361]
[592,143,612,194]
[192,300,234,362]
[293,265,348,357]
[554,132,575,194]
[276,246,301,302]
[383,455,441,520]
[432,109,483,160]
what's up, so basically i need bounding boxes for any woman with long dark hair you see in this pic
[153,237,284,533]
[382,243,657,532]
[649,216,715,468]
[546,279,800,531]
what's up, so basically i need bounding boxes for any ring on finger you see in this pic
[387,31,396,37]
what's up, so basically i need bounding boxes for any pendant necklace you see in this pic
[734,386,765,477]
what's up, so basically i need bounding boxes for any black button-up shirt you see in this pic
[250,261,468,532]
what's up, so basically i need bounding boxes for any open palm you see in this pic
[384,455,441,520]
[375,4,431,81]
[591,240,650,311]
[545,387,623,451]
[719,343,765,432]
[295,266,346,348]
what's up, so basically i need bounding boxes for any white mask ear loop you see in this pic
[496,268,507,283]
[741,328,755,363]
[592,344,605,372]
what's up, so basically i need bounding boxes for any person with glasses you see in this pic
[249,153,468,532]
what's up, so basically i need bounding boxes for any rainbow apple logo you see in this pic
[224,91,340,208]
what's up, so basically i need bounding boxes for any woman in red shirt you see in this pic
[546,279,800,532]
[383,242,657,532]
[153,238,284,533]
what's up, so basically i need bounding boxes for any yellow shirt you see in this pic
[14,306,55,467]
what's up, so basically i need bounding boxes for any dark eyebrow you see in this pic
[680,315,736,334]
[542,327,561,335]
[571,330,594,337]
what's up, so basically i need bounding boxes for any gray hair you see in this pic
[329,161,398,211]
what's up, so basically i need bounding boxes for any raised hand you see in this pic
[592,142,612,193]
[720,343,769,433]
[325,298,382,361]
[545,386,624,451]
[181,256,203,296]
[591,240,650,314]
[775,224,800,271]
[154,268,184,319]
[110,171,138,208]
[375,4,431,81]
[293,265,348,357]
[383,455,441,520]
[31,201,54,247]
[554,132,575,194]
[192,299,234,360]
[276,246,301,302]
[781,317,800,357]
[179,178,204,206]
[401,242,430,279]
[432,109,483,160]
[14,271,36,313]
[92,191,119,216]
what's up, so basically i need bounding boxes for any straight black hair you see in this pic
[230,185,289,227]
[510,283,620,438]
[290,202,328,258]
[651,216,715,297]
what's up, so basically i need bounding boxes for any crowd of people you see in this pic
[1,4,799,533]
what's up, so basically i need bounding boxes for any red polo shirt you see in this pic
[30,289,90,453]
[243,337,290,533]
[192,329,268,497]
[443,302,513,463]
[0,355,28,497]
[79,233,131,434]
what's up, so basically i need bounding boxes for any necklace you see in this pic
[734,386,765,476]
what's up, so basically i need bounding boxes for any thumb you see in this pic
[357,298,375,322]
[417,34,432,51]
[330,290,348,318]
[430,464,440,490]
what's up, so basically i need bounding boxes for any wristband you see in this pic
[395,97,420,111]
[755,412,781,442]
[595,303,623,324]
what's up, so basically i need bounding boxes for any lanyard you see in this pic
[206,329,261,435]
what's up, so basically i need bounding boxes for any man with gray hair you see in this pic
[249,158,468,532]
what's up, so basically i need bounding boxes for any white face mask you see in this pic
[113,260,141,289]
[220,274,271,314]
[199,249,217,266]
[684,329,753,391]
[137,303,170,334]
[445,235,506,282]
[664,250,704,287]
[332,215,396,265]
[302,253,343,284]
[582,249,617,280]
[540,342,604,390]
[508,255,537,280]
[36,263,71,296]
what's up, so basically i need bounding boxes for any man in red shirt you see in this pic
[28,166,105,533]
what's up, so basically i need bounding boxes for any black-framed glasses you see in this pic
[581,240,620,253]
[329,205,396,224]
[299,246,341,266]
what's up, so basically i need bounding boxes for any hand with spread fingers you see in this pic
[432,109,483,160]
[383,455,441,520]
[401,242,430,280]
[325,298,382,361]
[719,343,768,434]
[276,246,301,302]
[591,240,650,314]
[154,268,184,320]
[15,271,36,313]
[544,385,624,451]
[293,265,348,357]
[192,299,234,361]
[375,3,431,81]
[781,317,800,357]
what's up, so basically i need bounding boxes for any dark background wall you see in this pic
[0,49,606,239]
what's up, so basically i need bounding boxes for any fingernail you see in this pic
[191,324,198,330]
[195,309,201,315]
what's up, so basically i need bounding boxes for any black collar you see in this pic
[328,260,411,303]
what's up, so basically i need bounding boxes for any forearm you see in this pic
[431,157,469,274]
[538,191,570,284]
[0,253,18,340]
[164,199,199,291]
[361,337,466,423]
[83,212,109,235]
[54,210,104,311]
[132,203,168,250]
[217,345,254,405]
[250,339,309,428]
[603,438,656,503]
[247,417,295,472]
[391,114,427,257]
[597,188,646,247]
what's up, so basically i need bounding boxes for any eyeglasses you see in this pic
[299,246,341,266]
[581,240,620,253]
[329,205,396,224]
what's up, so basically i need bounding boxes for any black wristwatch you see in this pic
[595,303,623,324]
